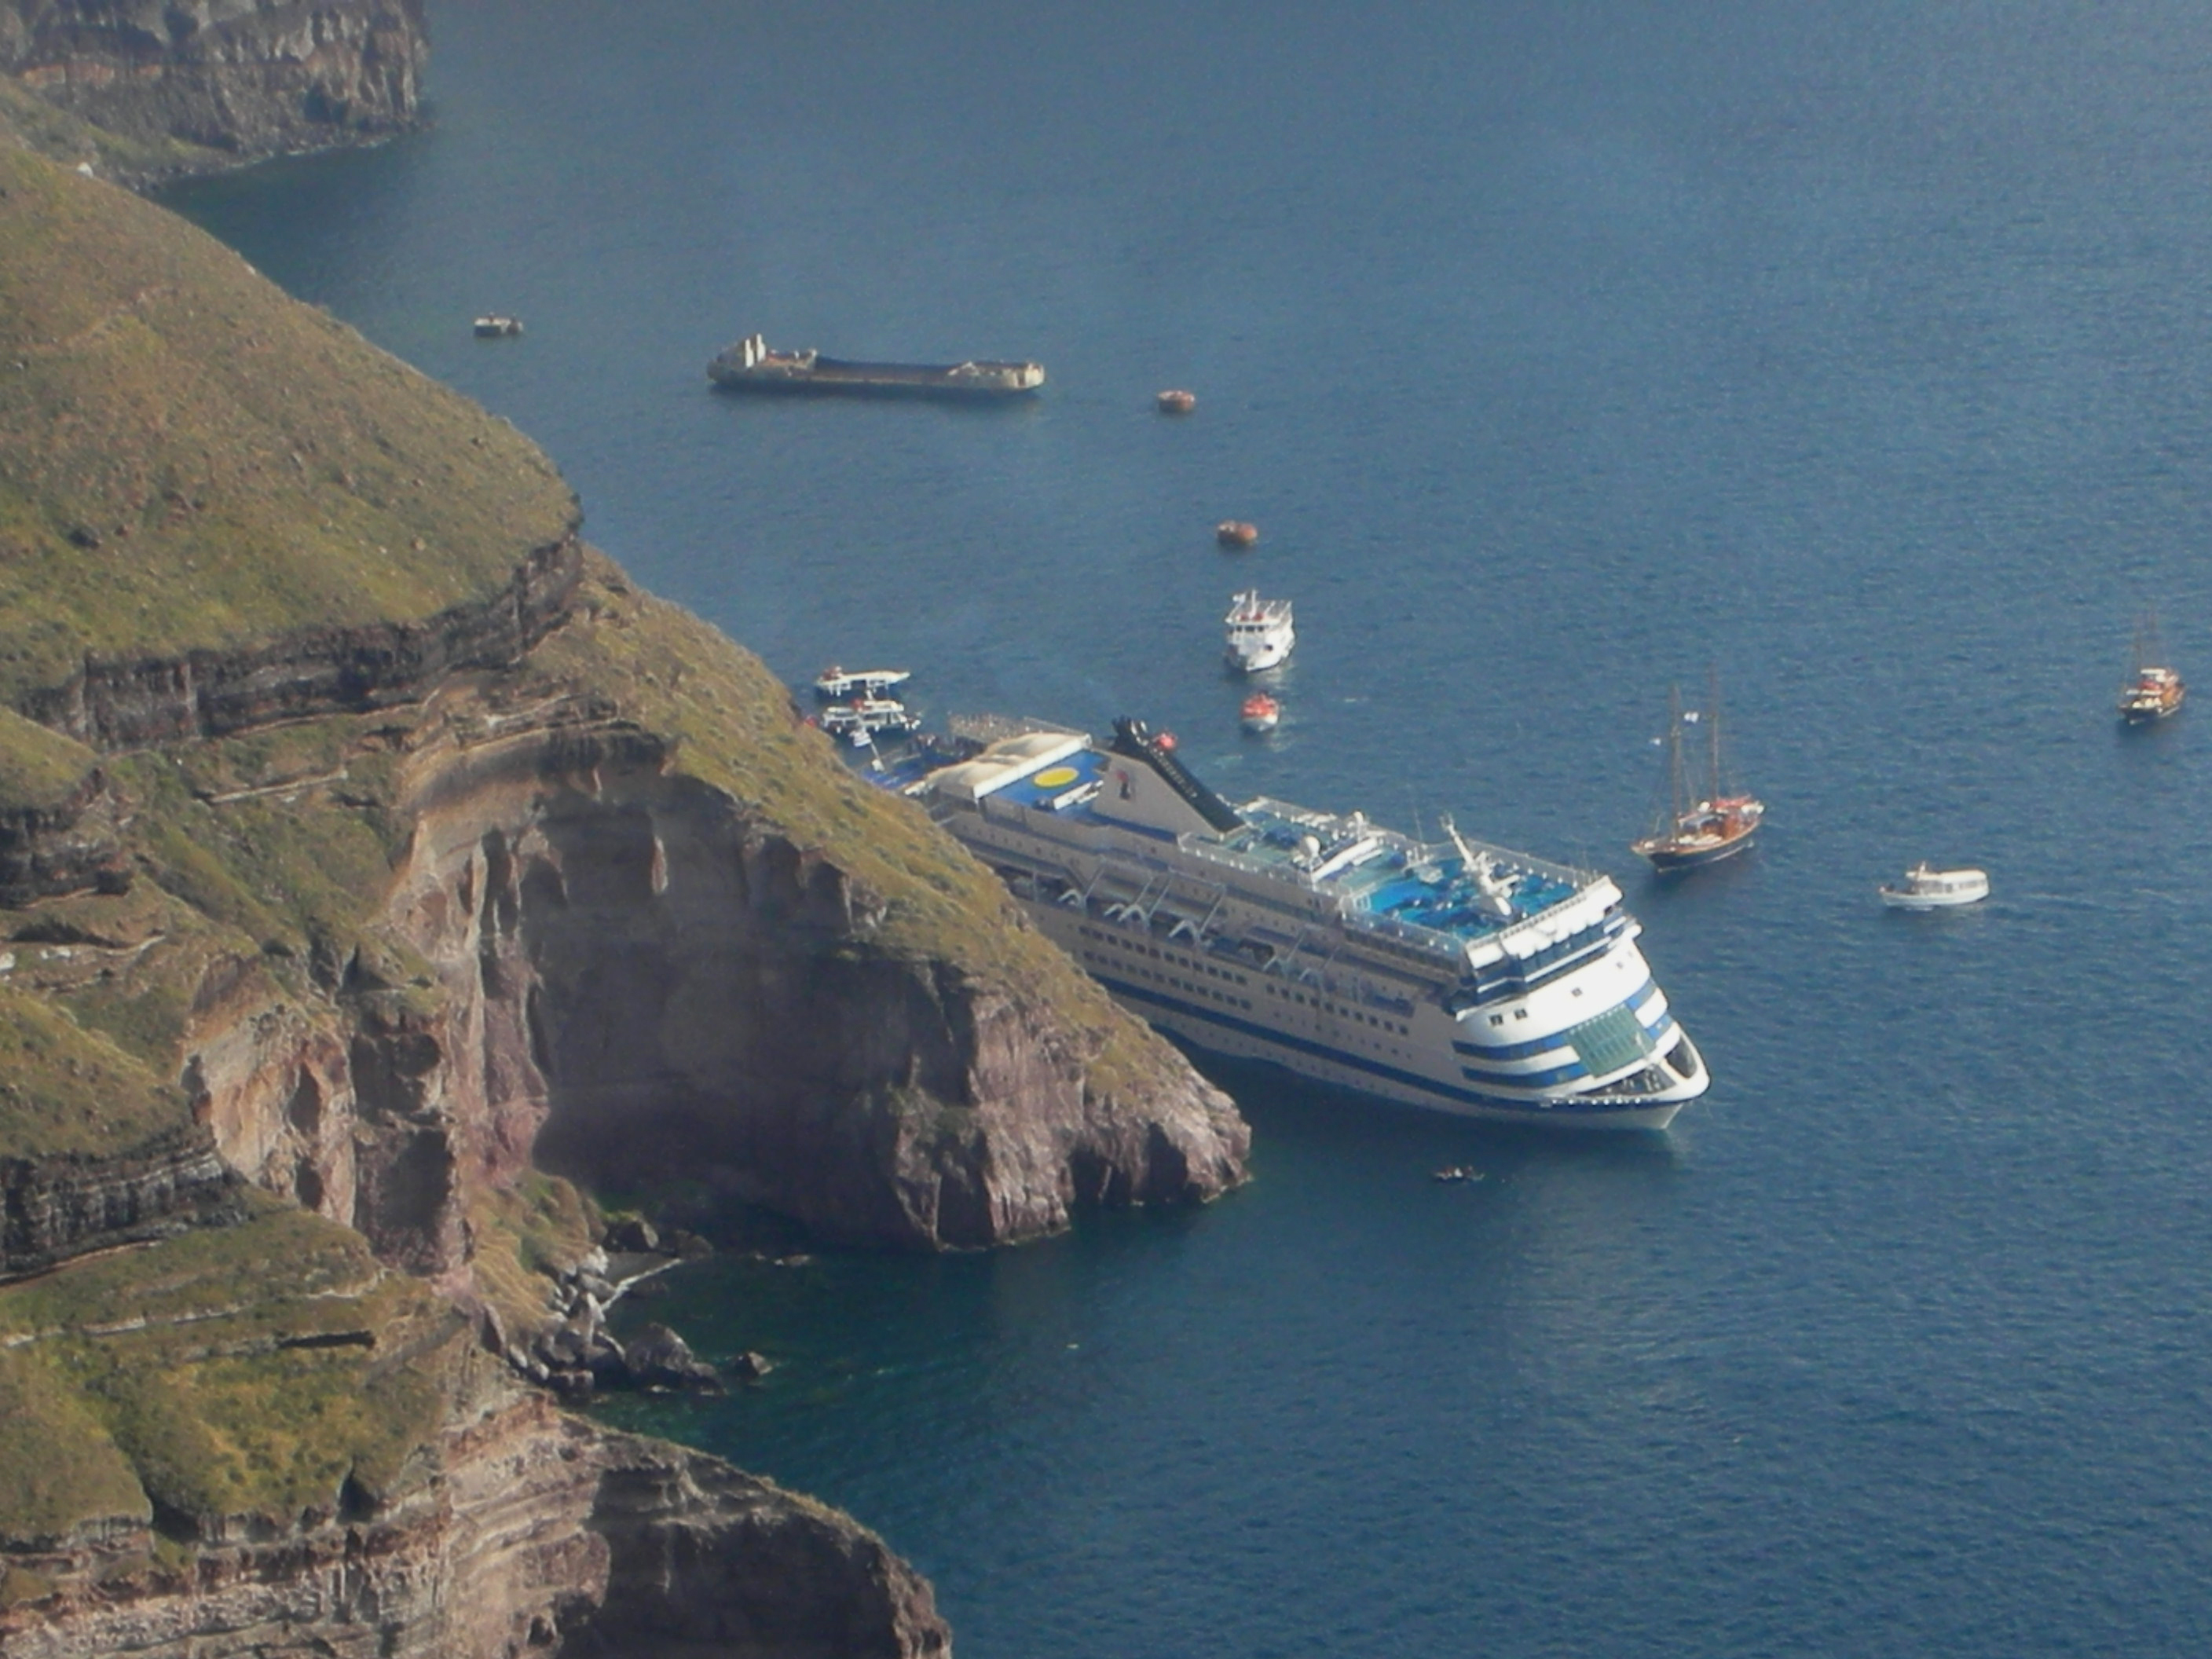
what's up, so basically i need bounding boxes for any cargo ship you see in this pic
[895,716,1709,1130]
[709,334,1044,397]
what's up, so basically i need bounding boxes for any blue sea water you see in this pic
[165,2,2212,1652]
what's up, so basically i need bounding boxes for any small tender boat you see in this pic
[815,666,911,700]
[1216,520,1259,548]
[473,315,525,338]
[819,698,921,746]
[1878,863,1989,909]
[1157,389,1197,415]
[1240,692,1280,734]
[1225,591,1295,672]
[1430,1166,1483,1184]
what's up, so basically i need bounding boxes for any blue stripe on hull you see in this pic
[1086,970,1679,1122]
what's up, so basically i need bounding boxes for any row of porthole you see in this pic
[1074,923,1416,1040]
[1076,924,1253,987]
[1255,980,1411,1037]
[1078,947,1254,1012]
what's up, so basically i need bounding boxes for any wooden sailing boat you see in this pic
[2118,614,2185,724]
[1632,672,1764,872]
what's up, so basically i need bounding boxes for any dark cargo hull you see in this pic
[709,352,1043,399]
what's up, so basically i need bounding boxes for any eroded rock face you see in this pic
[0,1390,950,1659]
[0,769,131,907]
[0,0,430,165]
[24,535,584,751]
[0,1126,242,1276]
[175,705,1243,1285]
[382,732,1248,1251]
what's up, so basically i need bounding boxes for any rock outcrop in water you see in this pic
[0,139,1248,1653]
[0,0,427,175]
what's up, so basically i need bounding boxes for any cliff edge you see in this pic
[0,134,1247,1654]
[0,0,427,181]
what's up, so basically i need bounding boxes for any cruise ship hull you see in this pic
[1026,899,1697,1130]
[909,718,1711,1134]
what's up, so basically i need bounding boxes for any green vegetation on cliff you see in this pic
[0,75,221,186]
[0,1200,463,1556]
[0,144,576,707]
[0,134,1232,1568]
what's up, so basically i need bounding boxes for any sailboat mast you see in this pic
[1668,684,1687,825]
[1706,665,1723,805]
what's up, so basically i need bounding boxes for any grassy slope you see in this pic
[0,142,577,707]
[0,1199,464,1569]
[0,137,1190,1552]
[0,76,222,186]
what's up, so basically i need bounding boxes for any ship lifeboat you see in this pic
[1217,520,1259,548]
[1240,693,1280,734]
[1153,731,1178,753]
[1157,389,1197,415]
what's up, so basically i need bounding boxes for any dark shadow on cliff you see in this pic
[509,756,1232,1252]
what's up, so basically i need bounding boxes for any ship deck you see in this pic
[979,744,1591,946]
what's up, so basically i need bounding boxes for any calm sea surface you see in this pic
[168,3,2212,1652]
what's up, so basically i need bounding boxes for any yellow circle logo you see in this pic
[1033,767,1079,788]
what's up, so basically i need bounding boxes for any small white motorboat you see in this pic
[473,315,525,338]
[1225,591,1294,673]
[1878,862,1989,910]
[815,666,911,700]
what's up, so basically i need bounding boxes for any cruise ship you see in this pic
[906,717,1710,1130]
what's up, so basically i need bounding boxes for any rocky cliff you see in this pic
[0,134,1249,1654]
[0,1210,948,1657]
[0,0,427,177]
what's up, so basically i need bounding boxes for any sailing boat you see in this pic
[1632,673,1765,872]
[2118,614,2185,724]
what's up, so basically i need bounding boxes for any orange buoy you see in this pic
[1156,389,1196,415]
[1216,520,1259,548]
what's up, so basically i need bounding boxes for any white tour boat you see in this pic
[815,666,912,700]
[1878,863,1989,910]
[1225,591,1295,672]
[819,698,920,745]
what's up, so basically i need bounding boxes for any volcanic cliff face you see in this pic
[0,141,1249,1654]
[0,0,427,170]
[1,1348,950,1659]
[176,559,1247,1272]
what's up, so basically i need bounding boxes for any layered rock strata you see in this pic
[0,0,428,166]
[0,141,1251,1656]
[0,1385,949,1659]
[0,1124,242,1275]
[389,698,1247,1251]
[167,599,1247,1269]
[24,534,584,750]
[0,767,130,906]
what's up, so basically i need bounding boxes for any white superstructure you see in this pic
[820,698,920,745]
[912,717,1709,1130]
[1878,863,1989,909]
[815,667,911,699]
[1225,591,1295,672]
